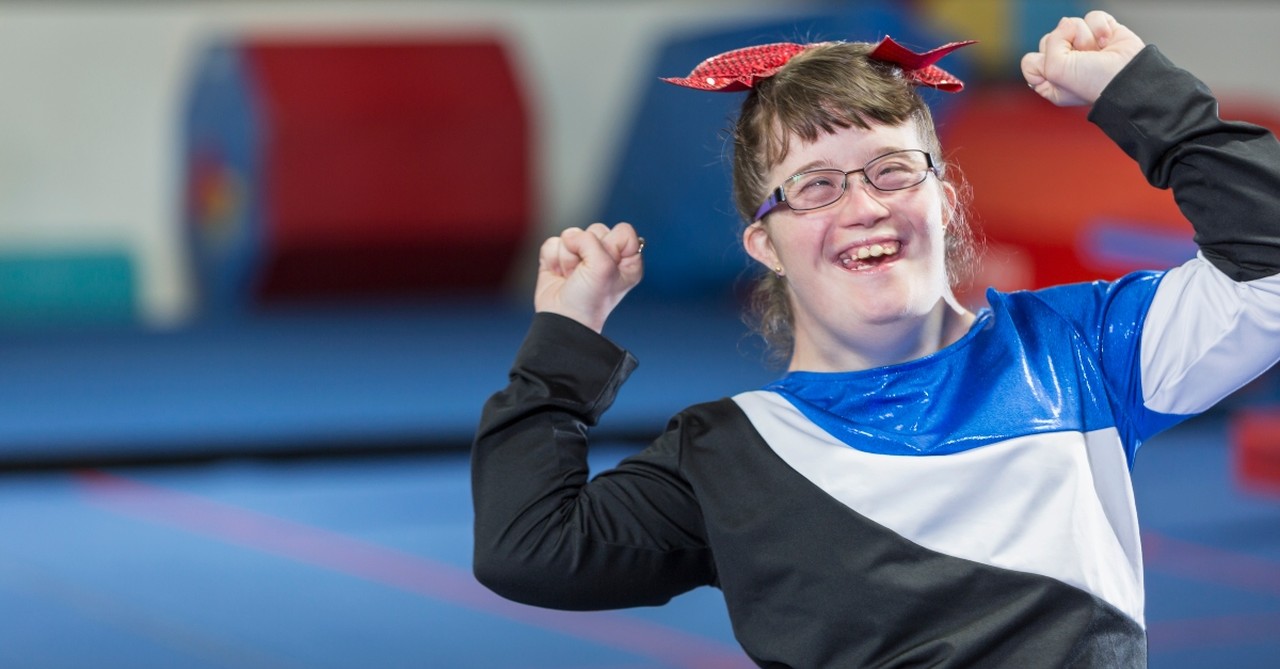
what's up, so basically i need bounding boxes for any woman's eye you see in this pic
[797,175,836,192]
[875,162,910,175]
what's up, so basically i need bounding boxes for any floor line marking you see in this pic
[75,469,750,669]
[1143,530,1280,597]
[1147,612,1280,653]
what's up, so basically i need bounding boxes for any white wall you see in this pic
[0,1,1276,325]
[1100,1,1280,100]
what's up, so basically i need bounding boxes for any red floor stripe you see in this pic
[1148,612,1280,653]
[1143,530,1280,597]
[80,469,1278,663]
[75,469,751,669]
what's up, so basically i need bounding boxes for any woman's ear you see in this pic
[743,221,779,269]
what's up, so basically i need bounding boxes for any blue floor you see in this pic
[0,413,1277,668]
[0,302,1277,666]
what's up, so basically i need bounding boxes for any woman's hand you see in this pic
[1022,10,1146,107]
[534,222,644,333]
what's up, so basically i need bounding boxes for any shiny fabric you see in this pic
[767,274,1183,464]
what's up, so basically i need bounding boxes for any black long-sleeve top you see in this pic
[472,46,1280,668]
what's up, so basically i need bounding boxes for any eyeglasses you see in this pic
[753,149,936,221]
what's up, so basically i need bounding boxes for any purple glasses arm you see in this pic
[754,188,784,221]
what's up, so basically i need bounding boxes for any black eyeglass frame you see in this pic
[753,149,937,221]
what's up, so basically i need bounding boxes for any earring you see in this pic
[773,265,784,276]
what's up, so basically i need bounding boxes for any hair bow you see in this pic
[661,36,976,93]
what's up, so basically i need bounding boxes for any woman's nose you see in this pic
[835,177,891,225]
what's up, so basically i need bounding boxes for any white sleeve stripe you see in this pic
[1141,254,1280,415]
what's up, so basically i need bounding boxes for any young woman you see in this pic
[471,11,1280,667]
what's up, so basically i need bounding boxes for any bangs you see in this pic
[750,45,926,171]
[760,102,881,170]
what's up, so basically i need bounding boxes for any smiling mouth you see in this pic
[838,241,901,270]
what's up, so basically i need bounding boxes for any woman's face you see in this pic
[743,119,955,368]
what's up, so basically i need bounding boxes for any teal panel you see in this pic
[0,250,136,326]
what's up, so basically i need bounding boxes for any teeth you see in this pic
[839,241,899,267]
[855,242,898,258]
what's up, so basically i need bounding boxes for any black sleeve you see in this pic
[1089,44,1280,281]
[470,312,715,611]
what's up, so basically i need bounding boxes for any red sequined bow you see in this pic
[662,36,977,93]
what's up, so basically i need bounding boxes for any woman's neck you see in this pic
[788,297,976,373]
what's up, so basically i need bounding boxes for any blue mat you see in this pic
[0,298,776,464]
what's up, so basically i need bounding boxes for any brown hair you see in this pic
[730,41,979,365]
